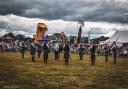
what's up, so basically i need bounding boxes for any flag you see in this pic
[78,20,84,27]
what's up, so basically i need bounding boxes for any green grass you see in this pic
[0,52,128,89]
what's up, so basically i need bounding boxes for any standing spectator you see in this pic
[58,43,63,59]
[104,45,109,63]
[54,42,59,60]
[20,43,26,60]
[37,44,42,58]
[79,45,84,60]
[30,42,37,62]
[59,43,63,52]
[64,42,70,65]
[89,43,96,65]
[43,42,49,64]
[111,42,117,64]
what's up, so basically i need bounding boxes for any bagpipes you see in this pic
[111,36,119,47]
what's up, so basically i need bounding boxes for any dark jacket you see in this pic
[90,45,96,59]
[112,46,117,57]
[64,44,70,59]
[104,47,109,56]
[20,45,26,54]
[37,45,42,53]
[43,44,49,57]
[79,47,84,55]
[30,43,36,55]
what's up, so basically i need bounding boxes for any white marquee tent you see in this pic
[100,30,128,47]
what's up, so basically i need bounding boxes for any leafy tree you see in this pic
[16,34,25,41]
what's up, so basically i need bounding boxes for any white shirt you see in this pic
[54,43,59,51]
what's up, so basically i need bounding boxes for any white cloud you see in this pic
[0,14,128,38]
[0,29,8,36]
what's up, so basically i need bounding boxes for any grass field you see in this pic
[0,52,128,89]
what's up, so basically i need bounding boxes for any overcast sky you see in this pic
[0,0,128,37]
